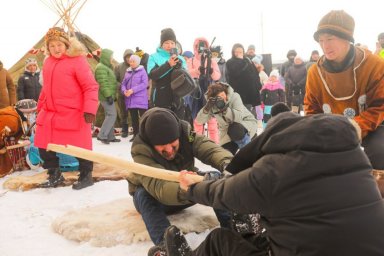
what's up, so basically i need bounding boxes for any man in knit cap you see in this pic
[147,28,189,121]
[305,10,384,171]
[128,107,233,256]
[245,44,256,60]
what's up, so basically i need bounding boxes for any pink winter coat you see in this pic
[34,55,99,150]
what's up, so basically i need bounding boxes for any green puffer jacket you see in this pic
[95,49,117,101]
[129,107,233,205]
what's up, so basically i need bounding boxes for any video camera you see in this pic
[198,41,210,54]
[198,37,216,80]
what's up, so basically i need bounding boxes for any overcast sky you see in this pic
[0,0,382,68]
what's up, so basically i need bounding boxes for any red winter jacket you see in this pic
[34,54,98,150]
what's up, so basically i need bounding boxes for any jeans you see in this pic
[133,186,231,245]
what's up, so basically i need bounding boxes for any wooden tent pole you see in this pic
[47,143,204,183]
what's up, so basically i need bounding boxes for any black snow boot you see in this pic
[148,241,167,256]
[164,225,192,256]
[72,171,94,190]
[40,168,65,188]
[121,124,129,138]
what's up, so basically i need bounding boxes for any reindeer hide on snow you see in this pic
[52,198,219,247]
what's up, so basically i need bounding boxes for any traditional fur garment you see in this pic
[52,198,219,247]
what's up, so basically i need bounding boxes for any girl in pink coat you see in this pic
[34,27,99,189]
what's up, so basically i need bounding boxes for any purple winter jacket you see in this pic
[121,65,149,110]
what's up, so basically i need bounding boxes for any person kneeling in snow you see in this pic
[164,111,384,256]
[196,82,257,155]
[128,107,233,256]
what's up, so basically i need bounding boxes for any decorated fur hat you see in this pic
[160,28,176,46]
[313,10,355,43]
[44,27,70,48]
[25,58,38,68]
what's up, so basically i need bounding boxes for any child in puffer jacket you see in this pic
[260,70,285,127]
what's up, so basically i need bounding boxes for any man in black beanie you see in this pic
[128,107,233,256]
[147,28,190,123]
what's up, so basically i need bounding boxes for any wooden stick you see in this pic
[5,140,31,150]
[47,143,204,183]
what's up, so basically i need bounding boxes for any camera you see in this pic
[215,96,226,109]
[169,48,178,56]
[198,41,206,54]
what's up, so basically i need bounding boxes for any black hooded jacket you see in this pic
[17,71,41,101]
[226,57,262,106]
[187,112,384,255]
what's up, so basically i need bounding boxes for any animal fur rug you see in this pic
[2,163,130,191]
[52,197,219,247]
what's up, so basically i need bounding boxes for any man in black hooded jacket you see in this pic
[165,112,384,256]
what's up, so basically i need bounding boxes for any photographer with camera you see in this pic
[196,82,257,155]
[185,37,221,144]
[147,28,188,121]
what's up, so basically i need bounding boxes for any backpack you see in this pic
[170,68,198,98]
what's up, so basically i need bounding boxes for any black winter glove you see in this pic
[199,66,205,74]
[106,96,114,105]
[203,97,216,113]
[196,170,223,181]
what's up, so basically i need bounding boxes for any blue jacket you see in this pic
[147,47,186,108]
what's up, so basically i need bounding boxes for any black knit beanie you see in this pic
[271,102,291,117]
[145,110,180,145]
[160,28,176,46]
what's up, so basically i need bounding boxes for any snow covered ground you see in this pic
[0,136,213,256]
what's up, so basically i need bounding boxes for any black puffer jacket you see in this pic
[17,71,42,101]
[188,112,384,255]
[226,57,262,106]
